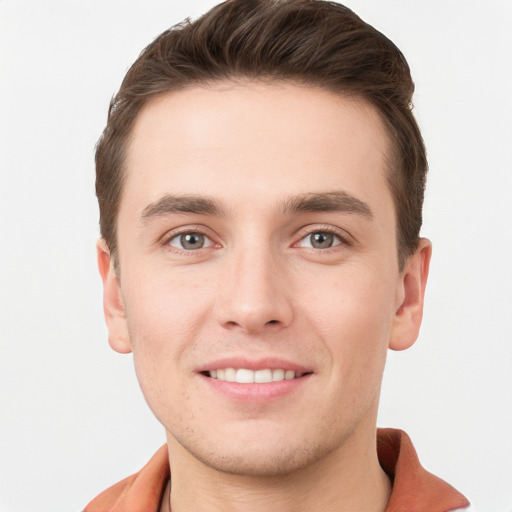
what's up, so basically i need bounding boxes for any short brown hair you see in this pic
[96,0,427,269]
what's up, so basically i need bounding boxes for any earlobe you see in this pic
[97,239,132,354]
[389,238,432,351]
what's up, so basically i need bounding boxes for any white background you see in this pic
[1,1,511,511]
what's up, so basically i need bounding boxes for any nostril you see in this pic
[267,320,279,325]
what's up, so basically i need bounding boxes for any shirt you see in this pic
[83,428,471,512]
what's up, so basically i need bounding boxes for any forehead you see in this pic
[121,81,392,222]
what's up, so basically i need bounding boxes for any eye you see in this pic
[168,232,214,251]
[297,231,343,249]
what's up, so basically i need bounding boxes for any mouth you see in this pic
[203,368,308,383]
[197,358,313,401]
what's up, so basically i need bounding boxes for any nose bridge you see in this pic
[217,235,293,333]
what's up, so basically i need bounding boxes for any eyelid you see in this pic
[293,224,353,248]
[161,225,220,251]
[168,232,215,250]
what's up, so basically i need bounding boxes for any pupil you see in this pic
[181,233,204,249]
[311,232,333,249]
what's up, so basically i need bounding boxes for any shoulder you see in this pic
[83,445,169,512]
[378,428,472,512]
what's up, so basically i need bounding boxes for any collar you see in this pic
[84,428,470,512]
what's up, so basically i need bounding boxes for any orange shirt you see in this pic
[84,429,470,512]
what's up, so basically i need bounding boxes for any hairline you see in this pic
[108,78,408,271]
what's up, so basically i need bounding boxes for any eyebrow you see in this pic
[140,190,372,223]
[141,194,225,222]
[282,192,373,218]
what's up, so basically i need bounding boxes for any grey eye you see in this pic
[169,232,212,250]
[297,231,341,249]
[310,232,335,249]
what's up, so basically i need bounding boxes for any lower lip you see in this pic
[200,373,311,403]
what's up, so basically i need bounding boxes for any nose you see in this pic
[215,245,294,334]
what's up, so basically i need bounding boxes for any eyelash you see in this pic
[294,225,352,251]
[161,224,352,254]
[162,226,218,254]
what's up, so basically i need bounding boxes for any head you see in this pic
[96,0,431,479]
[96,0,427,271]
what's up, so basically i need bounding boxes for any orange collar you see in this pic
[84,428,470,512]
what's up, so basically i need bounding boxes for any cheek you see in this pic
[302,264,397,375]
[121,270,214,398]
[123,267,213,343]
[305,262,397,332]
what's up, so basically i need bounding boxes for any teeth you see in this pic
[208,368,304,383]
[254,369,272,383]
[272,369,285,381]
[225,368,236,382]
[236,368,254,384]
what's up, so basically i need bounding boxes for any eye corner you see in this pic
[161,225,221,254]
[294,227,351,251]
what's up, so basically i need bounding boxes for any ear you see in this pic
[97,239,132,354]
[389,238,432,351]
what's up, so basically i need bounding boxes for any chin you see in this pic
[199,446,327,477]
[174,425,344,478]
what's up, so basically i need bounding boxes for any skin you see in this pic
[98,81,431,512]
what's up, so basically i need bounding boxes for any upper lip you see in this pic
[196,356,312,373]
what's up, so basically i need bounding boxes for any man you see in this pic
[85,1,472,510]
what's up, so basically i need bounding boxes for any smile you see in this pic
[207,368,305,383]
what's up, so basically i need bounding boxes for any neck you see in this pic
[164,427,391,512]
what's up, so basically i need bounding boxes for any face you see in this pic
[99,82,430,477]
